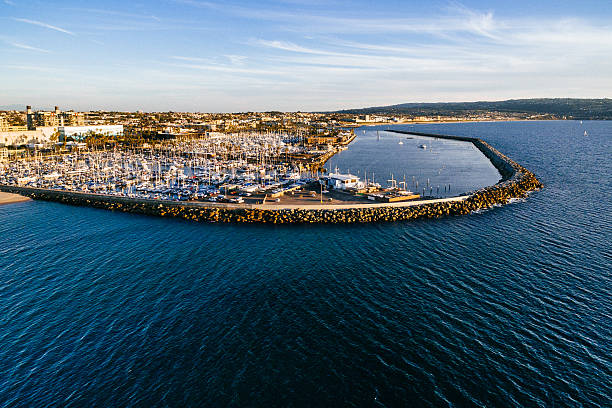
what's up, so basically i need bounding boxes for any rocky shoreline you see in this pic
[0,131,542,223]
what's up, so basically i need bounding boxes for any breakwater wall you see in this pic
[0,132,542,223]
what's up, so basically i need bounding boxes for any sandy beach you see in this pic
[0,192,31,206]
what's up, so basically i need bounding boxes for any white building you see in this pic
[0,127,56,147]
[322,173,365,190]
[59,125,124,141]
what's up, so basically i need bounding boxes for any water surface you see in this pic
[327,127,500,197]
[1,121,610,407]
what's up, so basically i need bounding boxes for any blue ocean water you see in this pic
[0,121,610,407]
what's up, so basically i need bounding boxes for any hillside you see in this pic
[335,98,612,120]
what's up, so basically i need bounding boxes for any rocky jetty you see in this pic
[0,132,542,224]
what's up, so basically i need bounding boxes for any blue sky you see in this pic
[1,0,611,112]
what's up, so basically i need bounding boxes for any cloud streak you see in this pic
[176,0,503,39]
[13,18,75,35]
[5,40,51,53]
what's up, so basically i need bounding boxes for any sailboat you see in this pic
[584,130,588,136]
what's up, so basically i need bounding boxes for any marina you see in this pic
[0,128,543,223]
[0,131,348,204]
[0,129,426,206]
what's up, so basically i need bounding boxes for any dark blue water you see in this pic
[1,121,610,407]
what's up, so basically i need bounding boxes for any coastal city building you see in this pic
[323,173,365,190]
[0,147,8,162]
[27,106,84,130]
[0,103,567,150]
[0,116,27,133]
[0,127,56,147]
[59,125,124,141]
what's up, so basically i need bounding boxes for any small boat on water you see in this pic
[398,141,404,145]
[419,144,427,149]
[584,130,588,136]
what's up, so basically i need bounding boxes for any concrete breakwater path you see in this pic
[0,131,543,223]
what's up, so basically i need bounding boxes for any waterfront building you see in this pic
[27,106,85,130]
[6,125,28,132]
[186,123,216,131]
[0,147,8,162]
[59,125,124,141]
[323,173,365,190]
[0,117,26,133]
[0,127,56,147]
[355,115,373,123]
[306,131,353,146]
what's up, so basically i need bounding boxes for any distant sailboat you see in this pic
[398,141,404,145]
[580,121,583,124]
[584,130,588,136]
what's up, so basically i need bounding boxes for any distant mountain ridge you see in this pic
[335,98,612,120]
[0,104,28,111]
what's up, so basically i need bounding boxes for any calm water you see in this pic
[1,121,610,407]
[327,128,500,197]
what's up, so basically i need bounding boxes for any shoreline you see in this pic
[0,192,31,206]
[0,131,543,223]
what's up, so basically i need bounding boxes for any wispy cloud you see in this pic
[64,7,163,22]
[250,39,337,55]
[13,18,75,35]
[171,56,211,63]
[175,0,503,39]
[2,64,56,72]
[444,2,500,40]
[225,54,247,65]
[172,55,248,66]
[168,62,281,76]
[6,41,51,53]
